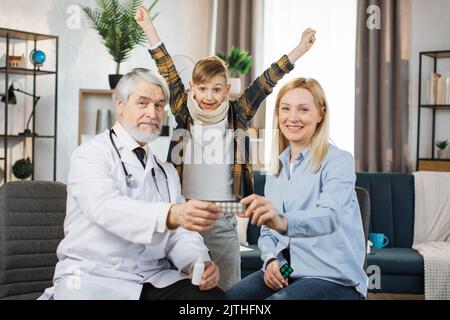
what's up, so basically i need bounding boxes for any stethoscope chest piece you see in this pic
[126,173,137,188]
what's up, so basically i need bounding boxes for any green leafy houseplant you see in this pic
[436,139,449,159]
[81,0,159,76]
[216,47,253,78]
[435,139,449,150]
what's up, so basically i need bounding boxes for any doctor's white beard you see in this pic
[124,121,161,143]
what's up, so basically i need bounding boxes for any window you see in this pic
[262,0,357,170]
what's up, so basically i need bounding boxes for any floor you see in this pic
[367,293,425,300]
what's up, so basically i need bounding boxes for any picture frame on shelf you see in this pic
[8,54,26,68]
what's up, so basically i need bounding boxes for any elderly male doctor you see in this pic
[40,69,224,300]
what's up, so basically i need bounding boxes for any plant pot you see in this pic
[228,77,242,95]
[437,148,450,159]
[109,74,123,89]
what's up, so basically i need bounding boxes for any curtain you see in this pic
[355,0,411,172]
[213,0,257,88]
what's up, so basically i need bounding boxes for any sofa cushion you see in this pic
[0,181,66,300]
[367,248,424,275]
[369,274,424,294]
[356,173,415,248]
[243,248,423,275]
[240,245,263,271]
[253,171,266,197]
[246,172,266,245]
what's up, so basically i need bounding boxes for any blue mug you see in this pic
[369,233,389,249]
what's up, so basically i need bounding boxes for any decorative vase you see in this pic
[228,77,242,95]
[108,74,123,89]
[442,147,449,159]
[12,158,33,180]
[437,148,450,159]
[96,109,111,134]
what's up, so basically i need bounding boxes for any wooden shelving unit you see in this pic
[416,50,450,172]
[0,28,58,183]
[78,89,115,145]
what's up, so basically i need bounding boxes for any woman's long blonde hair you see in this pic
[269,78,330,175]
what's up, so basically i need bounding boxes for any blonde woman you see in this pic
[227,78,368,300]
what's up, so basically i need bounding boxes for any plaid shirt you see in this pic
[149,43,294,199]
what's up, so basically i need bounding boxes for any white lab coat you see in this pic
[39,129,210,300]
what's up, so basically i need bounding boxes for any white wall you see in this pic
[0,0,211,183]
[409,0,450,168]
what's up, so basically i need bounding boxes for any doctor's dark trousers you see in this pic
[139,279,225,300]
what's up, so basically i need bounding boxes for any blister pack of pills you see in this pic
[214,201,246,215]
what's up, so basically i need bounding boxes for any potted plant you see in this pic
[12,158,33,180]
[436,139,449,159]
[81,0,159,89]
[217,47,253,95]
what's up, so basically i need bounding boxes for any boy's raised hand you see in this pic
[287,28,317,63]
[135,5,152,30]
[298,28,316,55]
[135,5,161,45]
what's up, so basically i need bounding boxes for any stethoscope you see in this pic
[109,129,171,202]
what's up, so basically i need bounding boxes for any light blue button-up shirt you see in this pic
[259,144,368,296]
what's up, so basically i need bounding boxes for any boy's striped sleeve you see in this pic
[149,43,188,121]
[236,55,295,121]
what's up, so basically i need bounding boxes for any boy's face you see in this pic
[190,75,231,112]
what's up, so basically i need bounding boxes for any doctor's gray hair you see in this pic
[112,68,170,105]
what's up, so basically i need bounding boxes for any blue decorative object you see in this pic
[29,49,46,69]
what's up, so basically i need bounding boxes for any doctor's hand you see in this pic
[189,261,220,291]
[167,200,220,232]
[239,194,288,234]
[264,259,288,291]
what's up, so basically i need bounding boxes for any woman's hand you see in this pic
[134,5,161,45]
[189,261,220,291]
[264,259,288,290]
[238,194,288,234]
[287,28,317,63]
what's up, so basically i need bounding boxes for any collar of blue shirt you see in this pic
[279,146,312,179]
[279,145,311,168]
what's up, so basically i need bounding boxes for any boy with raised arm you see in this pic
[135,5,316,291]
